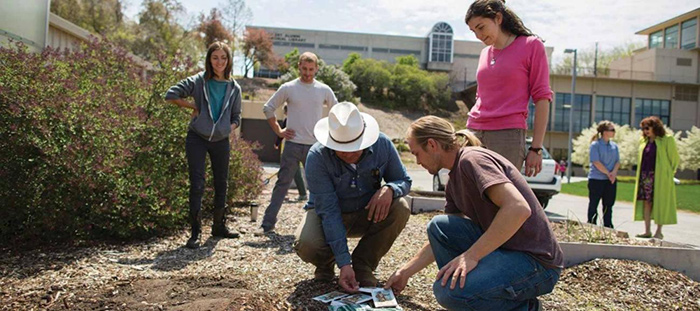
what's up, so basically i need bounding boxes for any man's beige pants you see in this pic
[294,198,410,276]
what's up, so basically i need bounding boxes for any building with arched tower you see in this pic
[247,22,553,92]
[427,22,454,71]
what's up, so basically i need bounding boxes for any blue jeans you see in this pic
[428,215,561,311]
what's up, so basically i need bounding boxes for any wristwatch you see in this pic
[528,147,543,155]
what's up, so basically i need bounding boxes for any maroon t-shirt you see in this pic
[445,147,564,269]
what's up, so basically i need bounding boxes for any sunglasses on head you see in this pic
[605,128,615,132]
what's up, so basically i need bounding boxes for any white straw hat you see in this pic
[314,102,379,152]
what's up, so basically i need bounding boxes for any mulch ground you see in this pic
[1,184,699,311]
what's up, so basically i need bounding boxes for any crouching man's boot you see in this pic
[212,207,240,238]
[185,210,202,249]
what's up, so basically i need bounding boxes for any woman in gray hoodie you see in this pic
[165,41,242,248]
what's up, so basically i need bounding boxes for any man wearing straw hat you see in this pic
[294,102,412,292]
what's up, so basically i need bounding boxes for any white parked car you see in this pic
[432,139,562,208]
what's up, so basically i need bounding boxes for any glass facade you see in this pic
[526,100,551,130]
[429,22,453,63]
[634,98,670,126]
[649,30,663,48]
[664,25,679,48]
[681,18,697,50]
[595,96,631,125]
[553,93,592,133]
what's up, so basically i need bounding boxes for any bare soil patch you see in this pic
[1,185,699,311]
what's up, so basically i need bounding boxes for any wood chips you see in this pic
[1,186,698,310]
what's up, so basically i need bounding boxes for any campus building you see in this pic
[247,23,553,91]
[543,7,700,163]
[1,1,153,76]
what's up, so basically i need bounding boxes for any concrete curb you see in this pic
[408,195,700,282]
[407,196,445,214]
[560,242,700,282]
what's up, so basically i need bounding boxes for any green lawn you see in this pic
[561,181,700,213]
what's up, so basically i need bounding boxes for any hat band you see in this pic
[329,121,366,144]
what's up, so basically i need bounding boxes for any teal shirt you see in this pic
[207,79,228,122]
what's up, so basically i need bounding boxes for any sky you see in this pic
[123,0,700,65]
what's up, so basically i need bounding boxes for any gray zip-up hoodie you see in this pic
[165,72,242,142]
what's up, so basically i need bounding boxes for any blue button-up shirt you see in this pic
[588,139,620,180]
[305,133,412,268]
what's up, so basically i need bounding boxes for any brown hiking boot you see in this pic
[314,265,335,282]
[354,269,378,287]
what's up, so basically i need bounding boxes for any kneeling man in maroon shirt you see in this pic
[385,116,564,311]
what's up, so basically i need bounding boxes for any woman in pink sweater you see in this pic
[465,0,552,177]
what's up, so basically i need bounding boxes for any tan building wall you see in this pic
[671,100,699,130]
[609,48,699,84]
[0,0,49,51]
[253,26,427,67]
[46,13,153,75]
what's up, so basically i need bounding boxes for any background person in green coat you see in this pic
[633,116,680,240]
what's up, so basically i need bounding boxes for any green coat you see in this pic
[633,134,680,225]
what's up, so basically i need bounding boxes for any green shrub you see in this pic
[394,141,410,153]
[0,39,263,245]
[342,54,452,111]
[280,60,357,103]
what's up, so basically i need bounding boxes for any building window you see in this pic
[635,98,670,126]
[553,93,592,132]
[255,68,281,79]
[391,48,421,56]
[454,53,479,59]
[664,25,679,48]
[595,96,631,125]
[649,30,663,48]
[676,85,699,101]
[526,100,551,130]
[677,58,692,66]
[681,18,697,50]
[429,22,453,63]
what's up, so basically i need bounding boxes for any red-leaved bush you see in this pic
[0,39,263,246]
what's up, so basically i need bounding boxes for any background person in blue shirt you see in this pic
[294,102,412,293]
[587,121,620,228]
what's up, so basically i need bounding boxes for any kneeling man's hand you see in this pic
[385,269,409,295]
[366,186,393,223]
[437,252,478,290]
[339,265,359,293]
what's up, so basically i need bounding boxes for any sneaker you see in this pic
[253,226,275,236]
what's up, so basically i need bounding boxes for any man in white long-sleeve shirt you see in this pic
[258,52,338,235]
